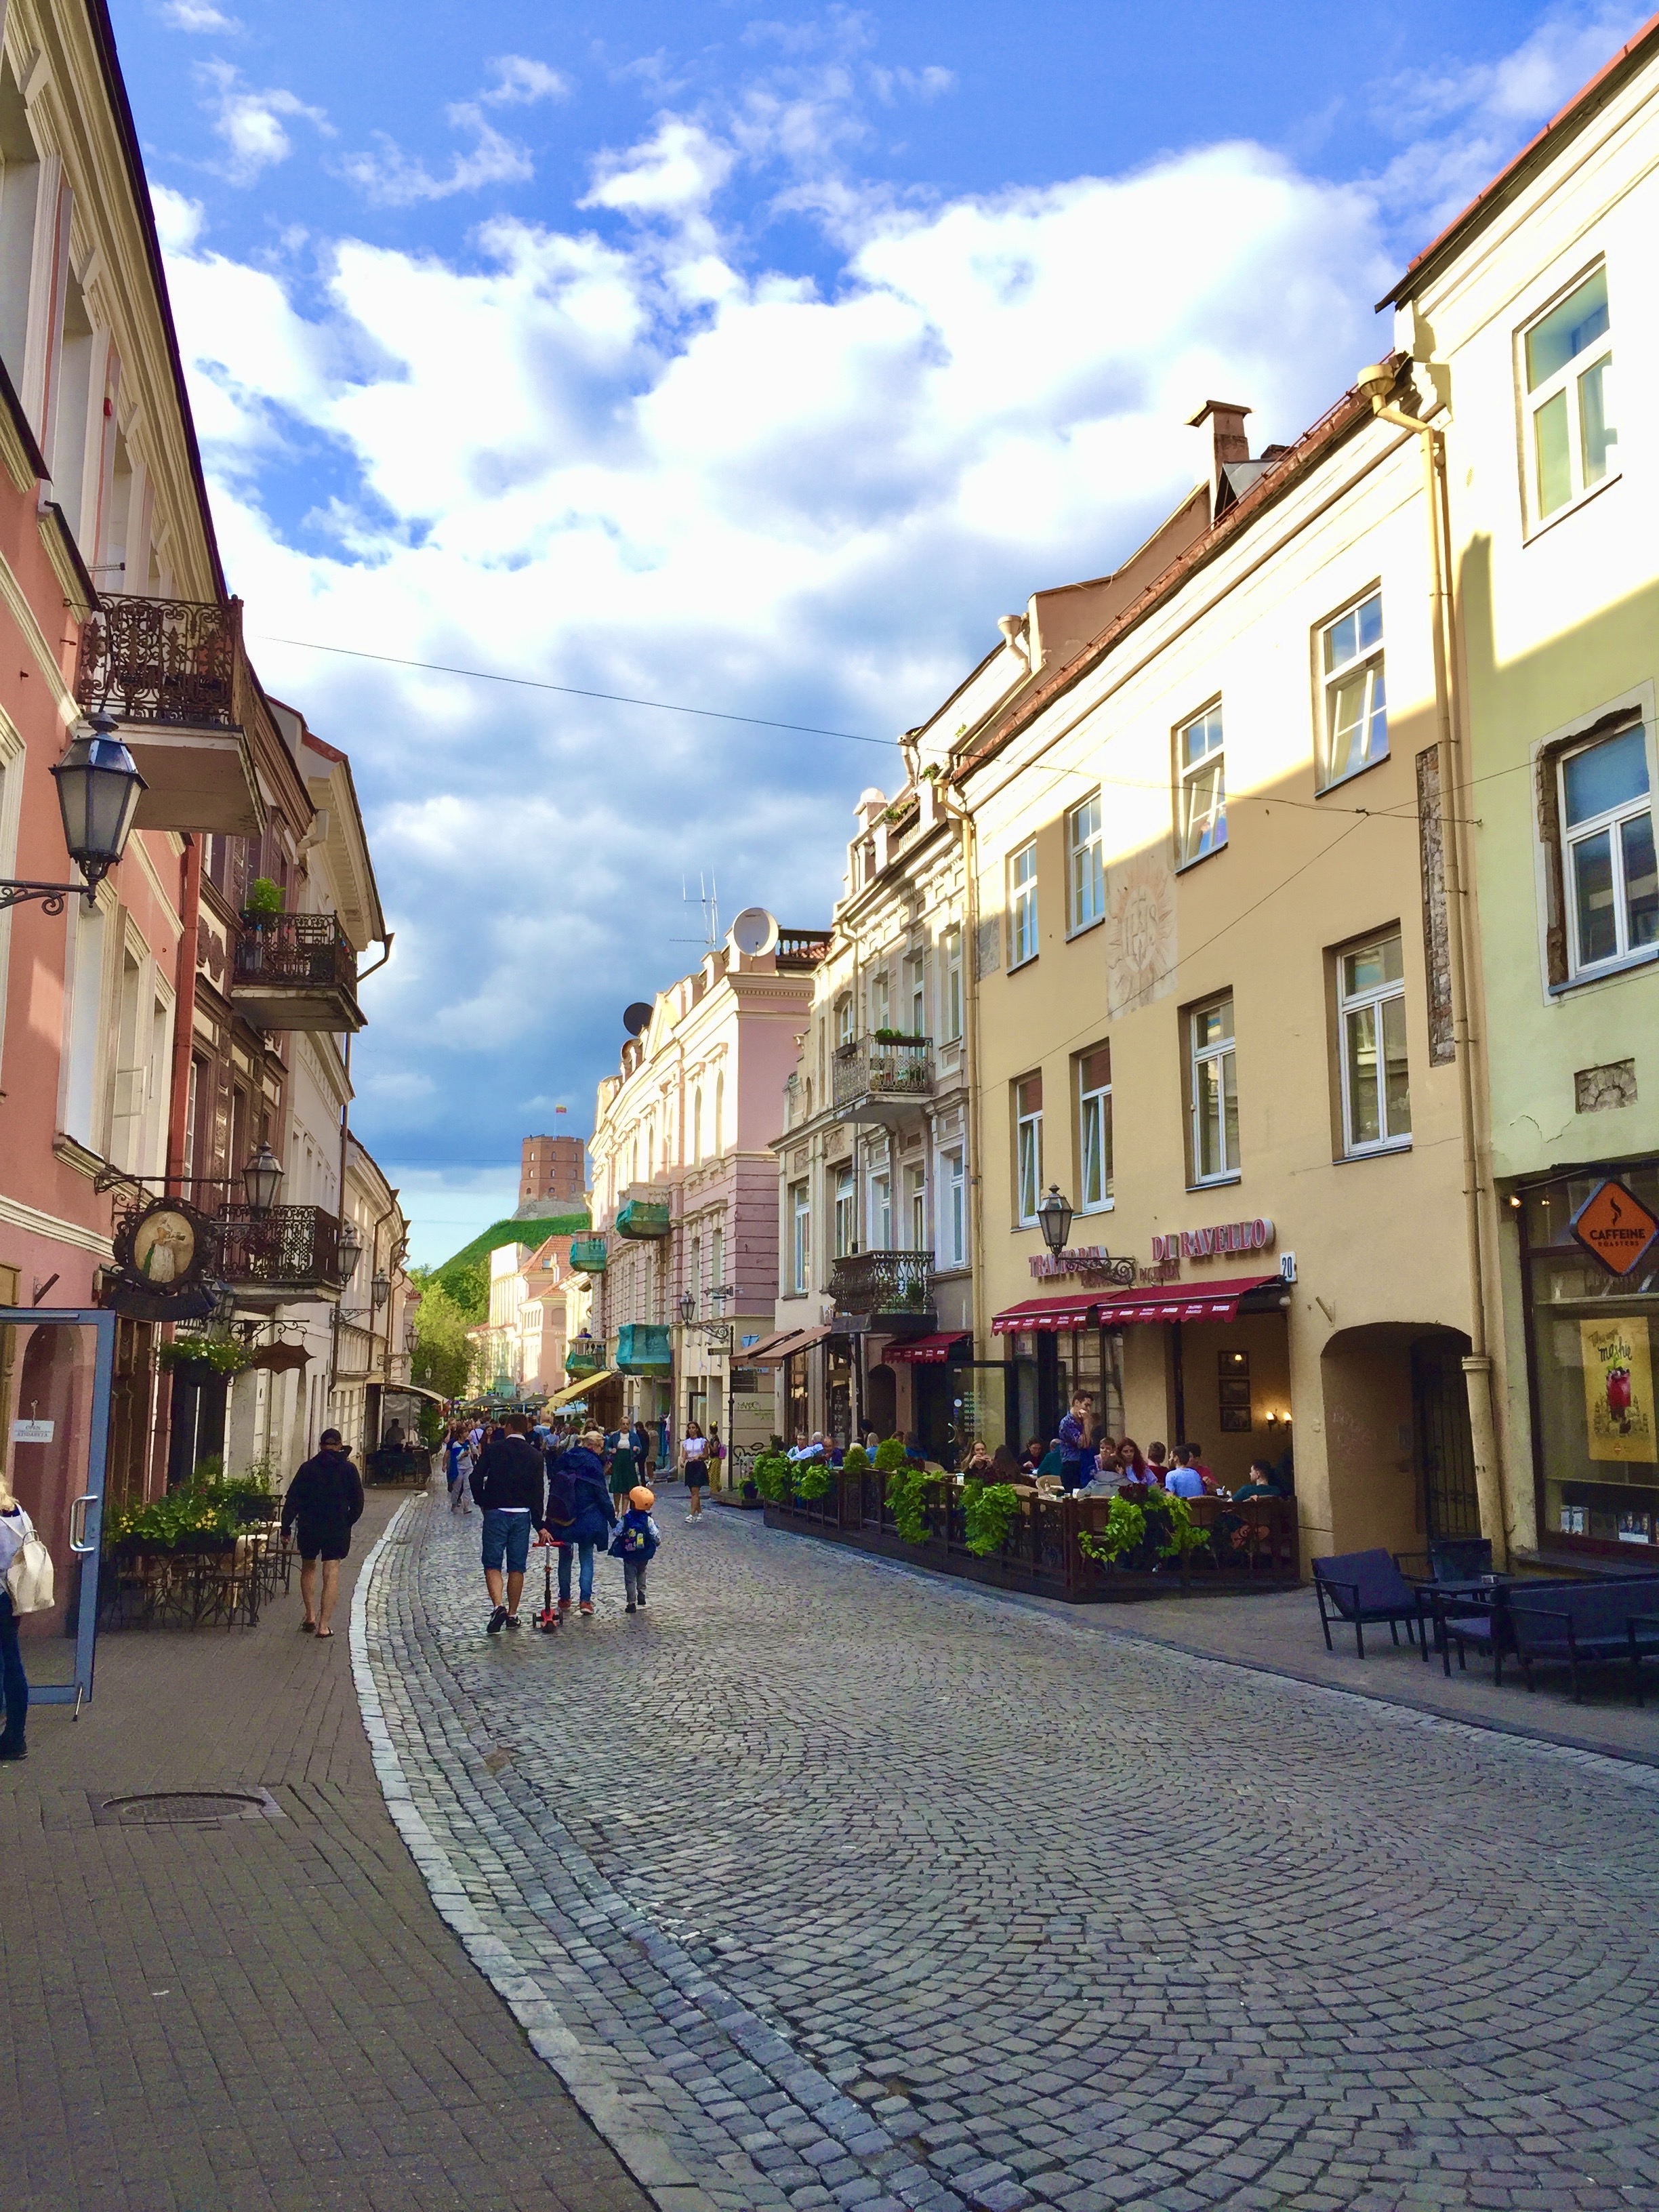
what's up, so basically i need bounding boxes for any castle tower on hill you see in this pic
[518,1133,586,1213]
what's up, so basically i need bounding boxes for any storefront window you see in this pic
[1524,1162,1659,1551]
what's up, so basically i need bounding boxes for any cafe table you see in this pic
[1406,1572,1517,1678]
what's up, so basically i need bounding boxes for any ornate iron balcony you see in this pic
[832,1034,933,1122]
[569,1236,608,1273]
[215,1205,343,1298]
[830,1248,935,1317]
[232,912,363,1032]
[75,592,243,727]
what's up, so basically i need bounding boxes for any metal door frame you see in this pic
[0,1307,115,1711]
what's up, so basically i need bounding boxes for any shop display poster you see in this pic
[1581,1316,1658,1462]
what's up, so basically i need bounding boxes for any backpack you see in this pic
[4,1512,54,1616]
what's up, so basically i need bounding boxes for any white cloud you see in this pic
[159,0,241,28]
[337,62,565,206]
[480,56,572,107]
[197,62,329,186]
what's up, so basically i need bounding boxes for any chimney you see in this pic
[1187,399,1252,515]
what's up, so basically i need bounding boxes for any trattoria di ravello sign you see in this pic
[1151,1217,1275,1264]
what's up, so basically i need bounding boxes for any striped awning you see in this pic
[546,1370,615,1407]
[1092,1275,1279,1326]
[884,1332,971,1365]
[991,1294,1098,1334]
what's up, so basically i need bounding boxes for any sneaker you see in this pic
[686,1512,697,1522]
[557,1597,573,1615]
[636,1593,647,1608]
[578,1599,594,1616]
[626,1601,637,1614]
[503,1614,521,1631]
[0,1742,24,1762]
[487,1605,508,1635]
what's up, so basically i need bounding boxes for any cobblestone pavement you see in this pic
[362,1486,1659,2212]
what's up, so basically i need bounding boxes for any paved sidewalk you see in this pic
[363,1481,1659,2212]
[0,1483,651,2212]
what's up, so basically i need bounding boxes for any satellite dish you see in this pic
[729,906,779,958]
[623,1002,653,1037]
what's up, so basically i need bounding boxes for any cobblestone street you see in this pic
[363,1486,1659,2212]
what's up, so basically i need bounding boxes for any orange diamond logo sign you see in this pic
[1571,1179,1659,1277]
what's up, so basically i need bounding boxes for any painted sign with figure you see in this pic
[1581,1316,1657,1462]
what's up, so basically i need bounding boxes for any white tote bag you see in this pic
[4,1511,54,1616]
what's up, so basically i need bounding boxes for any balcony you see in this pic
[615,1322,672,1373]
[775,928,831,972]
[74,592,262,836]
[232,913,363,1033]
[616,1198,671,1240]
[832,1034,933,1124]
[215,1205,343,1305]
[830,1249,936,1332]
[565,1336,606,1377]
[569,1235,607,1273]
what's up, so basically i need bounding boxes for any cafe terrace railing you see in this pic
[832,1033,933,1113]
[829,1249,933,1316]
[763,1473,1299,1603]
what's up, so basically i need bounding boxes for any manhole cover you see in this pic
[91,1788,284,1828]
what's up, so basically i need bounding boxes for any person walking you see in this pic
[445,1424,474,1515]
[282,1429,365,1639]
[609,1483,660,1613]
[0,1479,36,1761]
[630,1417,651,1477]
[558,1429,616,1616]
[607,1434,638,1508]
[680,1419,710,1521]
[468,1413,547,1633]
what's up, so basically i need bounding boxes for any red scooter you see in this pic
[534,1537,561,1633]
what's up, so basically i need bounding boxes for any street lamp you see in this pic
[371,1269,390,1309]
[2,712,147,914]
[1036,1185,1074,1256]
[679,1290,696,1325]
[242,1142,285,1218]
[337,1216,363,1281]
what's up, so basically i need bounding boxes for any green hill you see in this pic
[427,1212,590,1321]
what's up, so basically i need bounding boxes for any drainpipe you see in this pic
[1358,363,1504,1565]
[165,835,201,1191]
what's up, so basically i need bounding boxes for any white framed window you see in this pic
[1522,264,1615,526]
[869,1170,892,1250]
[710,1224,724,1293]
[833,1166,855,1258]
[791,1181,811,1294]
[1189,996,1238,1184]
[942,926,963,1041]
[905,1162,926,1249]
[939,1146,966,1269]
[1067,793,1104,932]
[869,966,890,1033]
[714,1071,724,1153]
[1008,840,1038,967]
[906,950,926,1038]
[692,1086,703,1164]
[1078,1043,1113,1212]
[835,993,853,1046]
[1178,705,1226,866]
[1015,1073,1043,1225]
[1337,933,1411,1153]
[1321,592,1387,786]
[1559,723,1657,975]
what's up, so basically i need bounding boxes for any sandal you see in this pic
[299,1620,316,1633]
[314,1628,335,1639]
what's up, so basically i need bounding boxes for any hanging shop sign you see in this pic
[1570,1178,1659,1278]
[1028,1245,1137,1284]
[106,1197,219,1322]
[1580,1316,1657,1463]
[1150,1216,1275,1265]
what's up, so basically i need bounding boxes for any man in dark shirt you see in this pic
[468,1413,548,1633]
[282,1429,365,1639]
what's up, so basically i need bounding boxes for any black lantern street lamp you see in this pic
[1036,1185,1074,1256]
[242,1141,285,1218]
[679,1290,696,1325]
[371,1269,390,1309]
[1,712,147,915]
[337,1216,363,1281]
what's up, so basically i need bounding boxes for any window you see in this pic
[1523,265,1615,523]
[710,1225,724,1294]
[833,1166,855,1258]
[1338,933,1411,1153]
[906,951,926,1038]
[905,1162,926,1249]
[1178,705,1226,866]
[1015,1073,1043,1224]
[1321,592,1387,785]
[939,1146,966,1269]
[1559,724,1656,974]
[942,927,964,1041]
[835,993,853,1046]
[62,897,106,1148]
[714,1072,724,1153]
[1078,1044,1113,1211]
[1068,794,1104,931]
[692,1087,703,1164]
[791,1181,811,1294]
[869,967,890,1033]
[1008,841,1038,966]
[1189,996,1238,1183]
[869,1170,892,1250]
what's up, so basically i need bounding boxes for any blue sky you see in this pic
[108,0,1647,1263]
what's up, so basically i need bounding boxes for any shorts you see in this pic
[684,1465,709,1489]
[295,1521,350,1563]
[481,1509,533,1575]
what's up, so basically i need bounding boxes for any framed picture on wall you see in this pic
[1218,1348,1252,1433]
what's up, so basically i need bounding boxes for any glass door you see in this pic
[0,1309,115,1709]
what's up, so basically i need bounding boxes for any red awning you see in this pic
[991,1294,1099,1334]
[884,1332,971,1365]
[1092,1275,1280,1326]
[747,1324,833,1368]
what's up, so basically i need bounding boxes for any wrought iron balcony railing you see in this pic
[830,1249,935,1317]
[569,1236,608,1273]
[215,1205,343,1296]
[75,592,243,727]
[832,1034,933,1119]
[231,912,363,1031]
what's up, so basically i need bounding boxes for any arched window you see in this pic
[646,1120,655,1180]
[714,1071,724,1154]
[693,1088,703,1164]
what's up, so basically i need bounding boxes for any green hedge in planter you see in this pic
[796,1458,833,1500]
[884,1462,932,1544]
[842,1443,869,1474]
[752,1451,792,1503]
[962,1480,1021,1557]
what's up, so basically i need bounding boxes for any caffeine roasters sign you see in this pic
[1151,1216,1275,1264]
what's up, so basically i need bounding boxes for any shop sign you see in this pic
[1029,1245,1135,1282]
[1151,1216,1275,1265]
[1570,1178,1659,1277]
[11,1418,53,1443]
[106,1196,219,1323]
[1580,1317,1657,1462]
